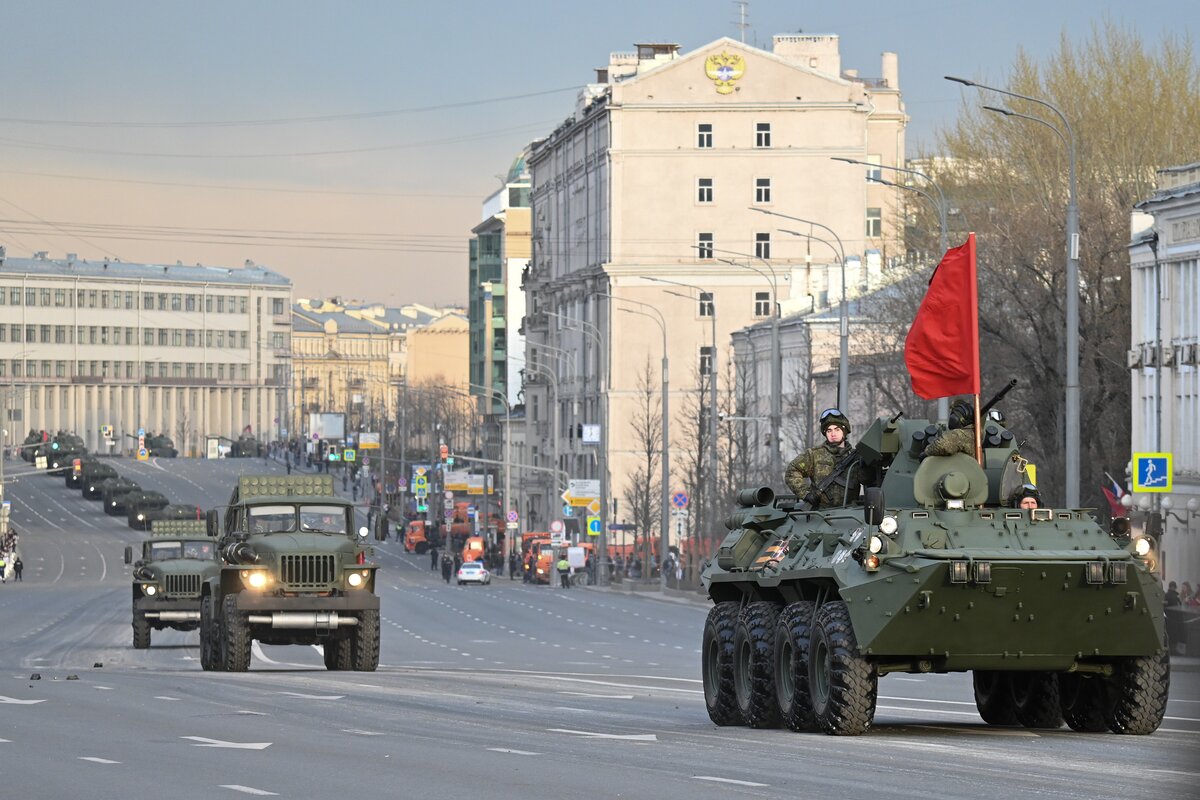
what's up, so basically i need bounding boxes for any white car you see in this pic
[456,561,491,586]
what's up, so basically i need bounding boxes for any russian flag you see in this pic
[1102,472,1127,517]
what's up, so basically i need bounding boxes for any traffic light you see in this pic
[416,502,429,513]
[439,443,449,463]
[446,456,455,467]
[51,442,59,451]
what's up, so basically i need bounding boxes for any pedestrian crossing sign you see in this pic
[1132,452,1172,493]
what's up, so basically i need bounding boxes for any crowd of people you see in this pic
[1,527,23,583]
[1165,581,1200,609]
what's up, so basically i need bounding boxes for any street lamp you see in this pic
[832,156,948,254]
[750,207,850,412]
[468,382,511,556]
[946,74,1080,509]
[597,291,671,591]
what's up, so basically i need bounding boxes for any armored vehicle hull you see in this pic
[701,415,1169,736]
[103,481,142,515]
[126,492,170,530]
[80,464,119,499]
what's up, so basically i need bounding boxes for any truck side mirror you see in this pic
[206,509,219,538]
[123,545,133,565]
[864,487,886,527]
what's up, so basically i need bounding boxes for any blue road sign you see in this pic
[1132,452,1172,493]
[587,516,602,536]
[562,505,573,517]
[671,491,689,509]
[137,428,145,437]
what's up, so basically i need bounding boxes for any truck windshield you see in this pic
[182,542,214,559]
[148,541,183,560]
[299,505,347,534]
[248,505,298,533]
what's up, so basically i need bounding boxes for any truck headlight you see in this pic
[1133,537,1151,557]
[143,584,157,596]
[240,569,271,589]
[878,516,898,535]
[868,535,885,554]
[347,572,364,587]
[137,513,144,521]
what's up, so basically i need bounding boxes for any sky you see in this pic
[0,0,1191,306]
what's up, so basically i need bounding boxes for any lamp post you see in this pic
[749,208,850,414]
[468,382,511,557]
[546,311,611,586]
[946,75,1080,509]
[597,292,670,591]
[643,276,719,564]
[832,156,949,254]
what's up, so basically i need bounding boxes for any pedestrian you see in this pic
[441,554,452,583]
[430,546,439,570]
[286,460,292,475]
[1165,581,1181,608]
[13,556,22,581]
[523,553,533,583]
[509,551,519,581]
[785,408,859,509]
[0,553,6,583]
[556,554,571,588]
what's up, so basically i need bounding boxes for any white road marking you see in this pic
[154,696,179,701]
[692,776,769,787]
[557,691,635,699]
[236,711,267,716]
[876,705,983,718]
[0,696,46,705]
[182,736,272,750]
[220,786,279,796]
[547,728,657,741]
[0,738,10,743]
[488,748,541,755]
[79,757,121,764]
[277,691,344,700]
[1147,769,1200,777]
[342,729,386,736]
[1164,715,1200,722]
[93,686,114,691]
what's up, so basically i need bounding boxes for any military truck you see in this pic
[126,491,170,530]
[229,435,263,458]
[80,462,120,499]
[701,413,1169,736]
[144,433,178,458]
[125,520,220,649]
[199,474,380,672]
[103,479,143,515]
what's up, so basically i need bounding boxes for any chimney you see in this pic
[881,52,899,90]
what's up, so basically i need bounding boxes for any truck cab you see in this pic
[125,519,219,649]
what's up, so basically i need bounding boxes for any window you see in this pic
[143,292,154,310]
[866,154,882,182]
[157,293,167,311]
[205,295,213,313]
[158,362,168,378]
[755,232,771,260]
[28,325,38,343]
[39,288,50,306]
[26,289,36,306]
[11,288,21,305]
[40,361,50,378]
[697,232,714,260]
[11,324,21,342]
[172,362,182,378]
[185,294,196,311]
[171,293,182,311]
[216,331,225,348]
[866,207,882,238]
[88,290,97,308]
[125,328,134,345]
[54,289,65,307]
[271,297,285,315]
[172,329,183,347]
[698,292,714,317]
[186,330,196,347]
[218,363,226,379]
[126,362,134,379]
[0,326,5,342]
[100,290,109,309]
[0,288,6,306]
[239,331,248,349]
[699,345,714,376]
[697,177,713,203]
[756,122,772,148]
[100,327,109,345]
[238,297,247,314]
[697,122,713,148]
[755,291,771,317]
[11,360,21,377]
[40,325,51,343]
[56,361,66,378]
[755,177,772,204]
[144,329,154,346]
[55,326,66,344]
[158,329,168,346]
[217,296,226,313]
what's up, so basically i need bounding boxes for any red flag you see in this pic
[904,233,980,400]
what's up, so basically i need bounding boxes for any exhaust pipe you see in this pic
[143,611,201,622]
[246,612,358,631]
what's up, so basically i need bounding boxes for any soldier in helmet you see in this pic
[923,398,977,458]
[1009,483,1041,509]
[785,408,860,509]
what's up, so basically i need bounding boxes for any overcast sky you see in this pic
[0,1,1190,305]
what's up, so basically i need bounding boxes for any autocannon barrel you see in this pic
[736,486,775,508]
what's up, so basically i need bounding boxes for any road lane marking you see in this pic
[879,695,977,706]
[93,686,114,691]
[693,776,768,787]
[557,691,635,699]
[154,696,179,701]
[342,729,386,736]
[278,691,344,700]
[0,696,47,705]
[488,748,540,755]
[182,736,272,750]
[547,728,657,741]
[220,786,279,796]
[79,757,120,764]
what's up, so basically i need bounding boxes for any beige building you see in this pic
[0,250,292,456]
[522,35,907,535]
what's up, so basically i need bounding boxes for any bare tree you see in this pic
[621,358,663,576]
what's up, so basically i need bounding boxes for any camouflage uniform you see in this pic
[785,441,860,508]
[923,427,976,458]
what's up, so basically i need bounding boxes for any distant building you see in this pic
[522,34,908,535]
[1129,162,1200,585]
[0,249,291,455]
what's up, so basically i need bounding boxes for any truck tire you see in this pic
[1058,672,1108,732]
[808,601,876,736]
[702,601,743,726]
[352,610,380,672]
[775,600,818,732]
[199,596,219,671]
[1104,647,1169,735]
[1010,671,1063,728]
[972,671,1018,725]
[733,601,781,728]
[132,615,151,649]
[323,639,351,671]
[222,594,252,672]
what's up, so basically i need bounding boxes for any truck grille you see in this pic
[164,574,201,597]
[280,554,336,589]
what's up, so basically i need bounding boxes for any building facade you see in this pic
[521,34,907,536]
[1129,162,1200,586]
[0,250,292,456]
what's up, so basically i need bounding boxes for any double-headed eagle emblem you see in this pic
[704,52,745,94]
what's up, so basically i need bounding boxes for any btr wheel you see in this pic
[702,601,743,726]
[352,610,380,672]
[1010,671,1063,729]
[808,601,876,736]
[775,601,818,732]
[1059,672,1108,732]
[972,671,1018,725]
[199,596,219,671]
[1104,648,1170,735]
[733,601,782,728]
[132,615,151,650]
[323,638,351,671]
[221,594,252,672]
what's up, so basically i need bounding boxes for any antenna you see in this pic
[732,0,750,43]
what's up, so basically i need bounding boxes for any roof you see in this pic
[0,253,291,287]
[291,305,386,334]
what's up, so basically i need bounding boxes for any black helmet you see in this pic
[819,407,850,436]
[948,399,973,430]
[1010,483,1041,508]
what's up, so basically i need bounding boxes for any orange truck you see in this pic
[404,520,430,553]
[462,535,486,563]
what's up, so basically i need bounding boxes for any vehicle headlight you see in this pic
[89,486,94,491]
[868,535,885,554]
[240,569,270,589]
[143,584,157,596]
[1133,537,1152,557]
[137,513,144,521]
[878,515,898,535]
[347,572,364,587]
[537,568,544,574]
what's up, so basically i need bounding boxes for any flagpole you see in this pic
[969,232,982,465]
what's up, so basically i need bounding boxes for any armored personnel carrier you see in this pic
[79,462,120,499]
[125,520,219,649]
[229,435,263,458]
[199,474,379,672]
[144,433,178,458]
[701,413,1169,736]
[103,479,143,515]
[126,491,170,530]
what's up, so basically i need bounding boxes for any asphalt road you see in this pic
[1,456,1197,799]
